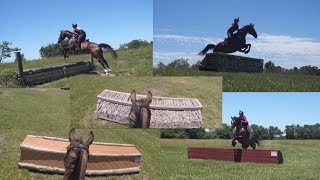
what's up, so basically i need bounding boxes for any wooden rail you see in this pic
[15,52,93,85]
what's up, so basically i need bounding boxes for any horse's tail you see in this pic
[99,43,118,59]
[198,44,215,55]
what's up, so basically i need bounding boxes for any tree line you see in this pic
[161,123,320,140]
[155,58,320,76]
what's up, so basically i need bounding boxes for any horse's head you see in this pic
[248,23,257,38]
[230,116,240,131]
[58,30,74,43]
[64,129,94,180]
[129,90,152,128]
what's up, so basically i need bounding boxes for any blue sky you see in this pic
[222,92,320,131]
[154,0,320,68]
[1,0,152,62]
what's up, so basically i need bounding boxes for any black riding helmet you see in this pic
[234,17,239,23]
[72,23,77,28]
[239,110,244,117]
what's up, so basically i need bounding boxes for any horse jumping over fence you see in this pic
[230,116,260,149]
[64,129,94,180]
[199,23,257,55]
[58,30,117,74]
[129,90,152,128]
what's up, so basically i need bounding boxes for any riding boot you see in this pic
[77,42,81,51]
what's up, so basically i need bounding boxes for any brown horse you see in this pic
[199,23,257,55]
[57,30,117,74]
[230,116,260,149]
[129,90,152,128]
[64,129,94,180]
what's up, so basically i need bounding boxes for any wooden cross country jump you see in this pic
[95,89,203,128]
[19,135,141,176]
[188,147,283,164]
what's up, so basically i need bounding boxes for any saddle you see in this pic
[81,39,90,44]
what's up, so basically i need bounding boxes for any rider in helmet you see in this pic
[226,17,240,46]
[239,110,249,135]
[72,23,86,51]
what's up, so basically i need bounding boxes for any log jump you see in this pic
[15,52,93,85]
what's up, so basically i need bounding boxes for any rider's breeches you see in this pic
[77,32,86,49]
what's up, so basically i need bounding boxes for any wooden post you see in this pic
[16,52,23,77]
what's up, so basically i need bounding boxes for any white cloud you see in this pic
[154,34,218,44]
[154,33,320,68]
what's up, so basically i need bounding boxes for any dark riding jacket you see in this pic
[228,23,239,37]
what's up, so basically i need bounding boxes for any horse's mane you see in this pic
[63,30,74,34]
[240,24,254,31]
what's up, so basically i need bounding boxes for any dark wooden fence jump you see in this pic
[16,52,93,85]
[188,147,283,164]
[199,52,264,73]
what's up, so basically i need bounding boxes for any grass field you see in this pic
[41,76,222,128]
[154,68,320,92]
[0,88,160,179]
[160,138,320,179]
[0,47,152,87]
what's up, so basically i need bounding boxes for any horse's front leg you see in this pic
[62,47,69,59]
[231,137,237,147]
[244,44,251,54]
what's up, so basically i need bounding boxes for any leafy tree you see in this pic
[285,125,297,139]
[119,39,151,50]
[216,123,232,139]
[39,40,78,58]
[0,41,21,63]
[167,58,190,68]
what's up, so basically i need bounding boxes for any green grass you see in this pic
[154,68,320,92]
[160,138,320,179]
[0,47,152,87]
[0,89,160,179]
[41,76,222,129]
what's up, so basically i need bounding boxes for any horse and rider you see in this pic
[230,110,260,149]
[199,17,257,55]
[58,23,117,74]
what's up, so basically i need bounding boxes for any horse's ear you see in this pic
[86,131,94,146]
[68,128,76,143]
[60,30,62,33]
[146,91,152,105]
[130,90,137,103]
